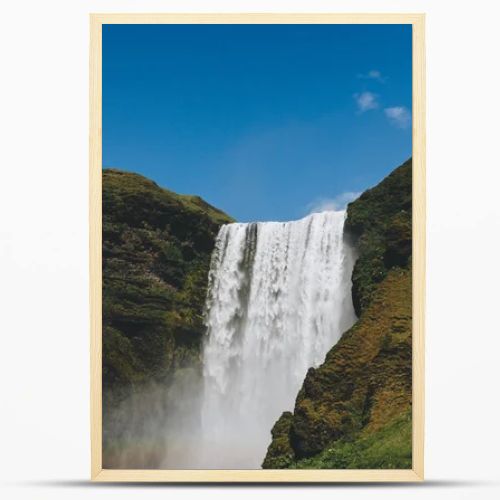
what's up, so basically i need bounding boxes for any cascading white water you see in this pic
[195,210,357,469]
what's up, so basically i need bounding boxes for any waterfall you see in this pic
[195,210,356,469]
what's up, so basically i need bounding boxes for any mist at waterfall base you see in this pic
[104,210,356,469]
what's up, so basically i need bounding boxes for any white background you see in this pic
[1,0,499,499]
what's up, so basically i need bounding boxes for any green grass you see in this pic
[292,409,412,469]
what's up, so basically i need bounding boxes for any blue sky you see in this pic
[103,24,412,222]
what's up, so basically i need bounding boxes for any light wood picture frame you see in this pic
[90,13,425,483]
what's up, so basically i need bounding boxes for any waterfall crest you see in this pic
[196,210,356,468]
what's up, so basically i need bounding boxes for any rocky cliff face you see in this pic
[102,169,233,466]
[263,158,412,469]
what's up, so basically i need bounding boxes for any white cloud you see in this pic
[307,191,361,214]
[354,91,379,112]
[384,106,411,128]
[358,69,387,83]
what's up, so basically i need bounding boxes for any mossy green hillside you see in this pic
[102,168,233,413]
[345,158,411,316]
[291,409,412,469]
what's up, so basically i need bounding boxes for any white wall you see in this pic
[1,1,499,499]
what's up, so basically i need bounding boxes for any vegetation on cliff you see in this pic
[263,158,412,469]
[345,158,412,316]
[102,169,232,465]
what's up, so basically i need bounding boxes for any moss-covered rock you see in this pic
[102,169,233,464]
[345,158,412,316]
[262,158,412,469]
[262,412,295,469]
[291,408,412,469]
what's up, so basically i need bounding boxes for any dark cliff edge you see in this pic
[263,158,412,469]
[102,168,233,467]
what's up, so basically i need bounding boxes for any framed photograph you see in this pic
[90,13,425,482]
